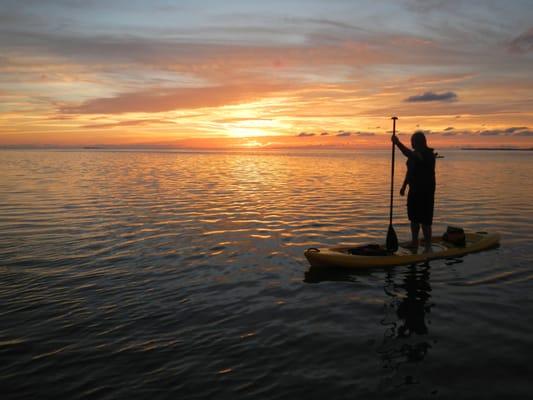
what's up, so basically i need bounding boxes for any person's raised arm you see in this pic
[391,135,412,158]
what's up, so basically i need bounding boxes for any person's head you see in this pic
[411,131,429,151]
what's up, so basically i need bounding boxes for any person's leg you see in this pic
[410,222,420,247]
[422,224,432,251]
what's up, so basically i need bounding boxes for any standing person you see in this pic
[391,131,436,251]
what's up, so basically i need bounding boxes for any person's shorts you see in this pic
[407,189,434,225]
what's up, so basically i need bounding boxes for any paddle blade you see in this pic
[386,224,399,252]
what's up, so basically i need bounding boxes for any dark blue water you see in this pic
[1,149,532,399]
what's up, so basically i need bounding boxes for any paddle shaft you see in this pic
[389,117,397,225]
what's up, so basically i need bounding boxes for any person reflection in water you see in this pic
[396,266,432,338]
[379,265,433,379]
[392,132,436,252]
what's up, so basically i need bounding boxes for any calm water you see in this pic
[1,149,532,399]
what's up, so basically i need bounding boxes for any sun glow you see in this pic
[227,127,269,138]
[240,140,264,147]
[224,117,289,138]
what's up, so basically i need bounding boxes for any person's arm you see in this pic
[391,135,413,158]
[400,173,408,196]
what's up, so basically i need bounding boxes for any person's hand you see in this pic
[400,187,406,196]
[391,134,399,145]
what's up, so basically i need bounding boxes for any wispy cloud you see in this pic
[514,130,533,136]
[503,126,528,134]
[475,127,533,136]
[82,119,171,129]
[297,130,375,138]
[312,127,533,139]
[61,84,290,114]
[479,130,502,136]
[405,0,460,13]
[335,130,375,137]
[508,28,533,53]
[433,127,533,137]
[404,91,458,102]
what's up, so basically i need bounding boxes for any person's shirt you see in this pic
[406,148,436,192]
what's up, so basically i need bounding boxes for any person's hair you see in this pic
[411,131,433,152]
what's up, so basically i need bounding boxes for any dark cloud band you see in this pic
[404,91,458,102]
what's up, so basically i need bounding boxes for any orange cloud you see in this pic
[60,84,293,114]
[81,119,173,129]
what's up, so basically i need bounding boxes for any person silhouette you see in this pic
[391,131,436,251]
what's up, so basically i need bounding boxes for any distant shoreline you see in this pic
[2,146,533,152]
[461,147,533,151]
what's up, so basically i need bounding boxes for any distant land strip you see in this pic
[461,147,533,151]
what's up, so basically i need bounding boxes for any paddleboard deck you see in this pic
[304,232,500,269]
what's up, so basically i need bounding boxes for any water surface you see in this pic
[1,149,532,399]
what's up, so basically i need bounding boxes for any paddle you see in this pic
[386,116,399,252]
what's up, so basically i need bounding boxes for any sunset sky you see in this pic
[1,0,532,148]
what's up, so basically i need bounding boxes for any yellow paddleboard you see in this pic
[304,232,500,269]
